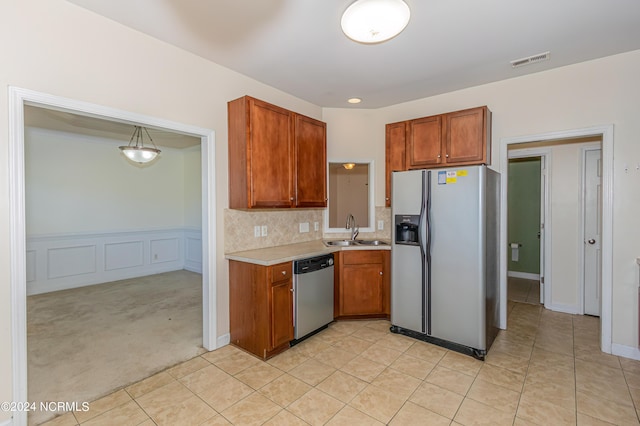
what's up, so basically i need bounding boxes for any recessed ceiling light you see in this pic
[347,97,362,104]
[341,0,411,44]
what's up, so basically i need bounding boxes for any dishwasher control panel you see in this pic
[294,254,334,274]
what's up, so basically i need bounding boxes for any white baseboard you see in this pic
[546,302,579,315]
[0,417,12,426]
[507,271,540,280]
[612,343,640,360]
[216,333,231,349]
[27,228,202,294]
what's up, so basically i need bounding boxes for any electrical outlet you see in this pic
[254,225,261,237]
[261,225,268,237]
[314,221,319,231]
[299,222,310,233]
[378,220,384,230]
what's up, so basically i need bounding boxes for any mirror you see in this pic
[325,160,374,233]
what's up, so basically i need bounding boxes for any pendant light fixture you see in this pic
[341,0,411,44]
[119,126,161,164]
[343,163,356,170]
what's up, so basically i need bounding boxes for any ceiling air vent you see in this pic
[510,51,550,68]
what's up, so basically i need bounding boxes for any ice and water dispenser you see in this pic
[395,215,420,245]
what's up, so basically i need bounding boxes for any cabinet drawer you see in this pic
[271,262,292,283]
[342,250,383,265]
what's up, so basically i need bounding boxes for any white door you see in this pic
[583,148,602,316]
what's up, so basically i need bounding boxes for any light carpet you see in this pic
[27,270,205,425]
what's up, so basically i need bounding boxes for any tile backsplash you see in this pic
[224,207,391,253]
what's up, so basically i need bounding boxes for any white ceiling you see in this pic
[24,106,201,149]
[67,0,640,109]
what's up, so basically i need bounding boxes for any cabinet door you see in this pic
[407,115,443,169]
[443,107,487,164]
[341,264,384,315]
[294,114,327,207]
[249,99,294,208]
[270,279,294,349]
[385,122,407,207]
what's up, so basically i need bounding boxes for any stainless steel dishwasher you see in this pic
[293,253,334,342]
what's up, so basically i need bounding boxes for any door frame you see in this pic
[579,144,603,315]
[499,125,613,354]
[8,87,218,425]
[507,149,550,307]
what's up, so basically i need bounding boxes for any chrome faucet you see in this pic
[345,213,359,240]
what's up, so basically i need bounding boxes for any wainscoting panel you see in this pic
[27,228,202,295]
[184,229,203,274]
[150,238,180,264]
[47,245,97,279]
[105,241,144,271]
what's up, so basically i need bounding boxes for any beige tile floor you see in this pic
[507,277,541,305]
[41,301,640,425]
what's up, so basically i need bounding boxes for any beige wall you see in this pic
[323,50,640,352]
[0,0,323,415]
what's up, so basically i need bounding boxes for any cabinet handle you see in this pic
[437,154,441,158]
[379,271,383,275]
[445,154,449,158]
[290,288,294,292]
[290,197,294,201]
[282,271,287,275]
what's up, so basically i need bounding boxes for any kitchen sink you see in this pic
[323,240,356,246]
[354,239,388,246]
[323,239,389,247]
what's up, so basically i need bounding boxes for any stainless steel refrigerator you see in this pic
[390,165,500,359]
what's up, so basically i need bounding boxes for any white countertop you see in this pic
[225,239,390,266]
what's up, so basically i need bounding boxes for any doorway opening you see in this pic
[500,126,613,354]
[507,155,544,306]
[9,87,218,426]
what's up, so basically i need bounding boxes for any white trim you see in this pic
[9,87,217,426]
[9,87,27,426]
[25,228,202,294]
[507,271,540,280]
[324,158,375,233]
[500,125,614,355]
[545,302,580,315]
[612,343,640,361]
[0,418,13,426]
[217,333,231,348]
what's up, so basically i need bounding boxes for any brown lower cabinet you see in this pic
[229,260,293,359]
[335,250,390,319]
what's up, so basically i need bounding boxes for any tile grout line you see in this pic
[511,304,542,425]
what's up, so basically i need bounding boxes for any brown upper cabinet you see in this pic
[385,106,491,207]
[228,96,327,209]
[385,121,406,207]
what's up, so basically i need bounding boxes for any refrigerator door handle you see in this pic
[418,170,431,335]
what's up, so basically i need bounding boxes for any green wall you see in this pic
[508,158,541,274]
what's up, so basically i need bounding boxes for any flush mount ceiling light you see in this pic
[119,126,161,164]
[347,97,362,104]
[343,163,356,170]
[341,0,411,44]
